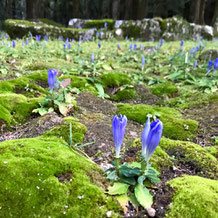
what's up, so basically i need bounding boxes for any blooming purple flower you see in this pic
[190,47,195,56]
[214,58,218,70]
[141,117,163,162]
[12,40,15,48]
[98,42,101,48]
[129,44,133,50]
[159,38,164,47]
[47,69,57,91]
[208,60,213,69]
[133,44,137,50]
[112,114,128,158]
[60,36,63,41]
[44,35,48,41]
[142,56,145,70]
[91,52,95,63]
[68,43,71,50]
[104,22,107,29]
[180,40,184,47]
[194,60,197,69]
[36,35,41,41]
[26,38,29,46]
[117,43,120,50]
[63,44,66,50]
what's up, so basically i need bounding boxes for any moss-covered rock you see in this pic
[100,72,131,88]
[116,103,198,140]
[111,89,136,102]
[85,19,115,30]
[0,137,121,217]
[167,176,218,218]
[151,81,178,97]
[43,117,87,144]
[4,19,93,40]
[160,138,217,179]
[0,93,39,126]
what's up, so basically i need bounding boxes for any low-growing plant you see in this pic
[105,114,163,216]
[33,69,76,116]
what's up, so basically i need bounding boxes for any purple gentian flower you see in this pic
[112,114,128,158]
[36,35,41,41]
[133,44,137,50]
[63,44,66,50]
[208,60,213,69]
[159,38,164,47]
[44,35,48,41]
[194,60,197,69]
[117,43,120,50]
[142,56,145,70]
[60,36,63,41]
[68,43,71,50]
[190,47,195,56]
[47,69,57,91]
[180,40,184,47]
[12,40,15,48]
[26,38,29,46]
[91,52,94,63]
[141,117,163,162]
[214,58,218,70]
[129,44,133,50]
[104,22,107,29]
[98,42,101,48]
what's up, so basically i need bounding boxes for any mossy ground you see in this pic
[117,103,198,140]
[167,176,218,218]
[0,137,121,217]
[0,31,217,217]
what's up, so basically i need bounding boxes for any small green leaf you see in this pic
[107,171,116,180]
[146,174,161,184]
[128,193,140,207]
[102,64,112,71]
[116,193,129,213]
[94,83,105,98]
[108,182,129,195]
[135,184,153,209]
[119,175,136,185]
[138,175,146,185]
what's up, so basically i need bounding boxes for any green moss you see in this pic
[62,75,97,94]
[111,89,135,101]
[85,19,115,30]
[121,23,142,38]
[100,72,131,88]
[205,145,218,158]
[43,117,87,145]
[0,71,48,96]
[117,103,198,140]
[38,18,64,28]
[160,19,167,31]
[167,176,218,218]
[151,81,178,97]
[4,19,91,40]
[0,93,39,125]
[160,138,217,178]
[0,137,121,217]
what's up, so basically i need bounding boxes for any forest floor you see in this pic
[0,34,217,217]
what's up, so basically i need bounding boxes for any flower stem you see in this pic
[115,157,120,176]
[141,159,147,173]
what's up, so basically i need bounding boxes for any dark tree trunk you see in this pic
[112,0,120,19]
[190,0,206,24]
[212,0,218,25]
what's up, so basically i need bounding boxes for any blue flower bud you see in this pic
[112,114,127,158]
[91,52,95,63]
[208,60,213,69]
[141,117,163,162]
[47,69,57,91]
[214,58,218,71]
[12,40,15,48]
[142,56,145,70]
[98,42,101,48]
[117,43,120,49]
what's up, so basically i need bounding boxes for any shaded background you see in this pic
[0,0,217,28]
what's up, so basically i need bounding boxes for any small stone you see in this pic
[3,161,8,164]
[106,211,112,217]
[146,207,156,217]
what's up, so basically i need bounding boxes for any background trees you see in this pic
[0,0,217,28]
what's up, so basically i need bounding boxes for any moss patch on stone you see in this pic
[151,81,178,97]
[116,103,198,140]
[43,117,87,145]
[0,137,121,217]
[0,93,39,126]
[111,89,136,102]
[166,176,218,218]
[4,19,91,40]
[121,24,142,38]
[160,138,217,179]
[100,72,131,88]
[85,19,115,30]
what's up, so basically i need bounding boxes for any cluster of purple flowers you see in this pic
[112,114,163,162]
